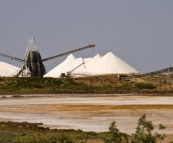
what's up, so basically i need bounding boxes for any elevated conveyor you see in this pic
[120,66,173,80]
[0,38,95,77]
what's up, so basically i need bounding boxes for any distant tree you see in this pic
[131,114,166,143]
[104,121,129,143]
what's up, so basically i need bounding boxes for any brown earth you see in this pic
[0,94,173,142]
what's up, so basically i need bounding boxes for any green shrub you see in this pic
[103,121,129,143]
[135,82,156,89]
[131,114,166,143]
[104,114,168,143]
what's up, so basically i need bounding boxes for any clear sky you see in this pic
[0,0,173,73]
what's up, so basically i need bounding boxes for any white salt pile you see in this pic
[45,52,139,78]
[0,62,20,77]
[57,57,91,76]
[72,54,102,75]
[83,52,138,75]
[44,54,76,77]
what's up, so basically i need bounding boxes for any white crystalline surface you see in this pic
[0,62,20,77]
[85,52,138,74]
[83,57,92,63]
[73,54,102,74]
[44,52,139,77]
[57,57,91,77]
[44,54,76,77]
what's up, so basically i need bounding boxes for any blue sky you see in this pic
[0,0,173,73]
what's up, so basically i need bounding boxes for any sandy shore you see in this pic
[0,94,173,141]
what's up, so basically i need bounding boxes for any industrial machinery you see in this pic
[0,38,95,77]
[66,58,85,77]
[120,67,173,80]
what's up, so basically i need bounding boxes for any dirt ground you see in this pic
[0,94,173,142]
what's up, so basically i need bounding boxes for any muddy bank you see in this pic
[0,94,173,141]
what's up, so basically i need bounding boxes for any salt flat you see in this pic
[0,95,173,105]
[0,94,173,141]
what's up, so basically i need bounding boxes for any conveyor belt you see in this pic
[42,44,95,62]
[0,44,95,63]
[0,53,24,62]
[121,66,173,80]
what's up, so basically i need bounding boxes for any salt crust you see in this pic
[44,52,139,78]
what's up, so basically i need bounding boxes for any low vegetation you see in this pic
[0,121,107,143]
[0,75,172,94]
[135,82,156,89]
[0,114,172,143]
[103,114,168,143]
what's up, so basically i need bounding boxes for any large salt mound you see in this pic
[73,54,102,74]
[83,57,92,63]
[84,52,138,75]
[0,62,20,77]
[44,52,139,78]
[44,54,76,77]
[56,57,91,77]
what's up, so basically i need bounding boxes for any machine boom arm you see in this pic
[0,44,95,63]
[0,52,24,63]
[42,44,95,62]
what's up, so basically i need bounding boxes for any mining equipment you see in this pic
[0,38,95,77]
[66,58,85,78]
[120,67,173,80]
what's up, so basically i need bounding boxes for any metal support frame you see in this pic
[0,37,95,77]
[66,59,85,77]
[21,38,38,77]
